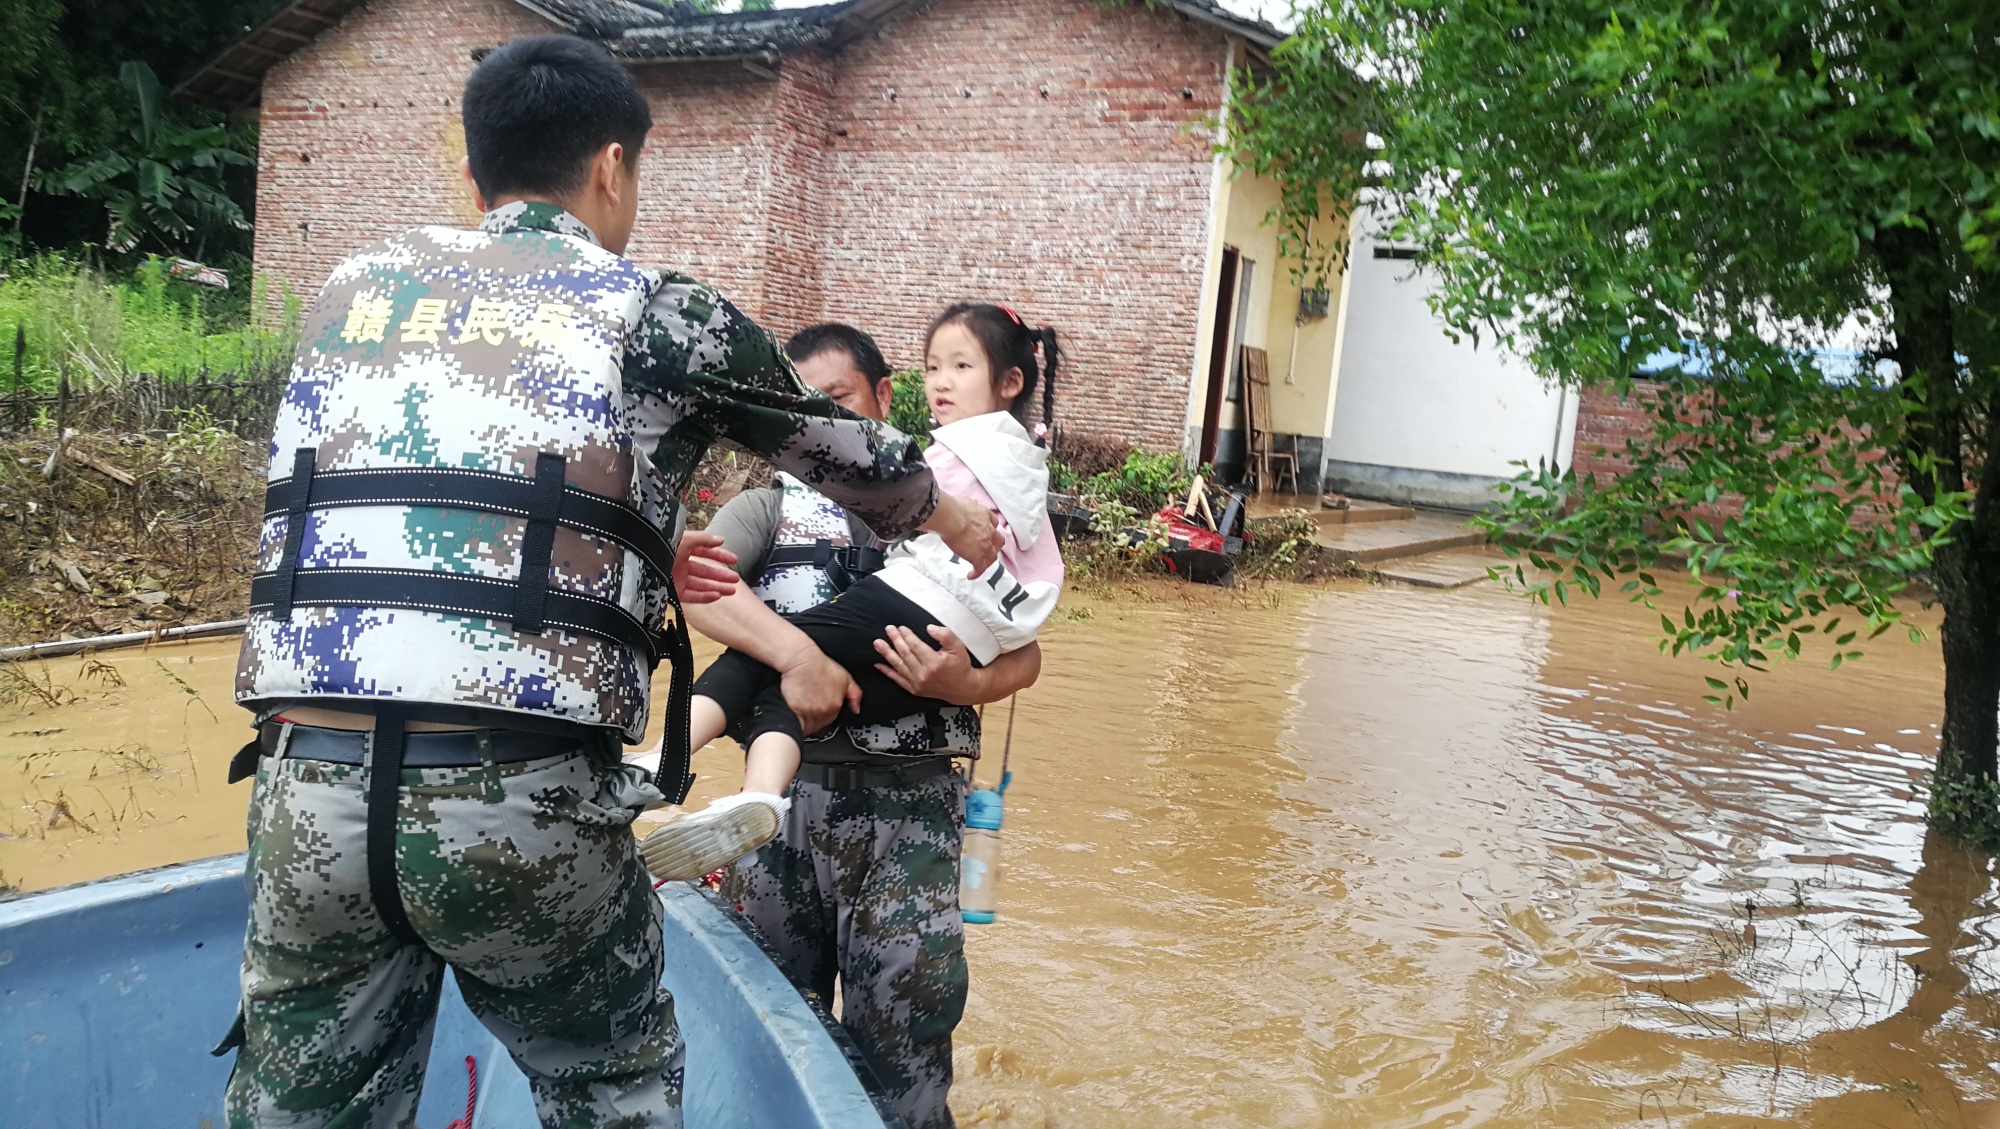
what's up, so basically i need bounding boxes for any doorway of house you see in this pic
[1199,247,1241,467]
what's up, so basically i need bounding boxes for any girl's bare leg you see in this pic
[741,731,801,797]
[636,709,796,883]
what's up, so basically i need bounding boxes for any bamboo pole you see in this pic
[0,619,248,663]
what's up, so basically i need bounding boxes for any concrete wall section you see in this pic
[1325,209,1573,507]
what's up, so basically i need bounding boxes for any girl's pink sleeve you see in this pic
[1010,513,1066,588]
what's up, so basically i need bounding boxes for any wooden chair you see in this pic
[1240,346,1298,494]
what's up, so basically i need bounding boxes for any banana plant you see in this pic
[40,61,250,255]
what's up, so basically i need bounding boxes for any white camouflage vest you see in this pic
[235,222,673,742]
[757,473,855,615]
[756,474,979,758]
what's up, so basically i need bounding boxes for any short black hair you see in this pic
[462,36,652,201]
[786,323,893,387]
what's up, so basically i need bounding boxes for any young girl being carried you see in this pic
[638,303,1064,880]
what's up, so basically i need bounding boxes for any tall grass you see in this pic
[0,255,298,393]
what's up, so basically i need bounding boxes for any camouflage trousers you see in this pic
[721,769,968,1129]
[226,737,683,1129]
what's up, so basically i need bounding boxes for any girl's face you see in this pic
[924,321,1023,426]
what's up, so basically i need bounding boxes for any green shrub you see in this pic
[1929,771,2000,852]
[887,367,932,445]
[1049,456,1080,494]
[1238,509,1319,579]
[1060,497,1171,586]
[0,254,296,393]
[1080,449,1202,514]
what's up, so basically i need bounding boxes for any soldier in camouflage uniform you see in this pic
[693,325,1043,1129]
[220,38,999,1129]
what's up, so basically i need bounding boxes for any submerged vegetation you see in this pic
[1050,430,1347,588]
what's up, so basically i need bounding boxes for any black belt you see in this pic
[798,758,958,792]
[259,722,580,768]
[764,540,886,593]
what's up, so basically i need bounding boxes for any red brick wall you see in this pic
[255,0,550,305]
[817,0,1226,449]
[622,60,803,322]
[1569,384,1658,489]
[1571,382,1902,525]
[254,0,1231,449]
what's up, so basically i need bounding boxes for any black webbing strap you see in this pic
[259,465,677,583]
[762,541,887,592]
[271,447,316,616]
[655,580,697,805]
[247,568,662,665]
[513,453,567,635]
[366,705,423,945]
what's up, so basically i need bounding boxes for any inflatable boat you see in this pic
[0,855,902,1128]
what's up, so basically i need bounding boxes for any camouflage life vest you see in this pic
[755,474,980,759]
[236,221,674,742]
[755,473,862,615]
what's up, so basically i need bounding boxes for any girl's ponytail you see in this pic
[1033,327,1059,447]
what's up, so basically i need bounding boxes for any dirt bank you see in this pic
[0,427,264,648]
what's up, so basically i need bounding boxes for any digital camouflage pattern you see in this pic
[721,772,969,1129]
[757,472,860,614]
[756,475,980,758]
[236,201,938,743]
[228,734,680,1128]
[841,706,981,759]
[226,202,940,1129]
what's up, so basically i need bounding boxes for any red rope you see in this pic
[444,1055,477,1129]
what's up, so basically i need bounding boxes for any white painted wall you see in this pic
[1327,211,1576,505]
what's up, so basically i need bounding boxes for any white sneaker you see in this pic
[638,792,789,882]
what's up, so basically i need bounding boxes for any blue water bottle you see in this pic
[959,776,1006,924]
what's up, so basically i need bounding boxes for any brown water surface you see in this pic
[3,580,1995,1128]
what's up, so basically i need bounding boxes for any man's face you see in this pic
[797,349,892,422]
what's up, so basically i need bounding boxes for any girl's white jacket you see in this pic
[874,413,1064,665]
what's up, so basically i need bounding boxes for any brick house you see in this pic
[179,0,1592,504]
[177,0,1309,455]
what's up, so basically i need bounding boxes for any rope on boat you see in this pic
[443,1054,477,1129]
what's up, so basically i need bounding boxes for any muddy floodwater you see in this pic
[4,579,1996,1127]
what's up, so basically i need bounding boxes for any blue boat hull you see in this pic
[0,855,899,1128]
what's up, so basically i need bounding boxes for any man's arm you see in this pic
[683,581,859,734]
[625,279,997,571]
[686,488,858,733]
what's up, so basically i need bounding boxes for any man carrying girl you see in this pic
[636,308,1062,1127]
